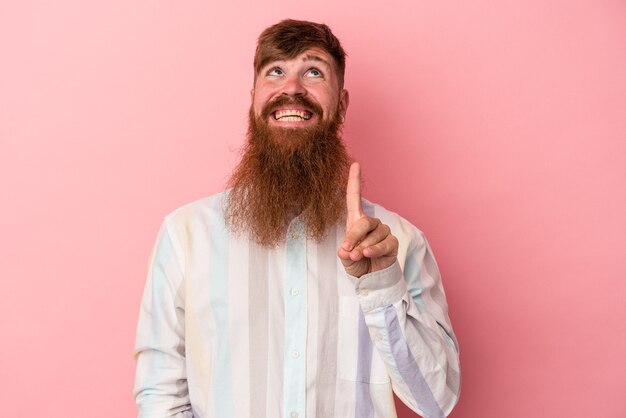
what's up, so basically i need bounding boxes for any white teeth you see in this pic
[274,109,312,121]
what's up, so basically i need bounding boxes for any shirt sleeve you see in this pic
[351,232,461,418]
[134,221,194,418]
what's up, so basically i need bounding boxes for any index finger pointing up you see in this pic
[346,162,364,224]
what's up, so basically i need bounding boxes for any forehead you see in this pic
[259,48,337,71]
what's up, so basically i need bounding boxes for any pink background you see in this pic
[2,1,625,417]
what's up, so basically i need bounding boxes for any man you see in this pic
[134,19,460,418]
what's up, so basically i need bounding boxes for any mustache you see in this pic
[260,95,325,120]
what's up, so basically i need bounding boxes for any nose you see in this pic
[281,74,306,97]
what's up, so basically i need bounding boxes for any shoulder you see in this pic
[159,190,230,242]
[362,199,425,239]
[163,191,227,224]
[361,198,429,258]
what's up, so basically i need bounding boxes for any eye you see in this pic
[267,67,284,76]
[306,68,323,78]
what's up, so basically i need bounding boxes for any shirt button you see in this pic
[359,288,369,297]
[291,412,299,418]
[292,351,300,359]
[290,288,300,296]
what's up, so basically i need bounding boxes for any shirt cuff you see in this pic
[346,260,408,313]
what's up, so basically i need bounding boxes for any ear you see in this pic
[339,89,350,119]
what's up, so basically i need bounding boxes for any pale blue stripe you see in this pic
[355,309,374,418]
[384,305,444,418]
[283,221,307,418]
[406,245,456,349]
[209,214,233,418]
[404,250,428,312]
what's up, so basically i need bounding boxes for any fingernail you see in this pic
[342,241,352,251]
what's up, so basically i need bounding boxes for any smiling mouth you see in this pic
[273,109,313,122]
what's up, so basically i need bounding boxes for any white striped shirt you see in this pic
[134,191,460,418]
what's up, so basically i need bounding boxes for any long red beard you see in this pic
[225,102,351,247]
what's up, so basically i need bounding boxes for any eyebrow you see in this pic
[265,54,331,68]
[302,54,330,68]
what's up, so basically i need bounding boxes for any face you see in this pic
[251,48,349,129]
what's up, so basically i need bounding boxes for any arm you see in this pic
[337,163,460,417]
[134,222,193,418]
[352,235,460,417]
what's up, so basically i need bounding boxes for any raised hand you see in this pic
[337,162,399,278]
